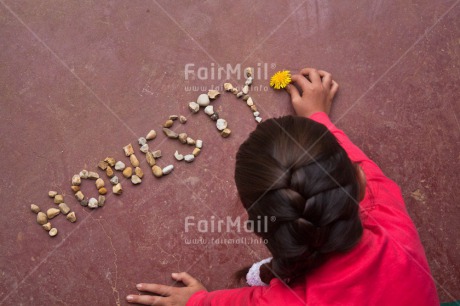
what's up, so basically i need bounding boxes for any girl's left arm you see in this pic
[187,279,306,306]
[126,272,305,306]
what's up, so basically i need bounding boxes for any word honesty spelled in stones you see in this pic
[30,68,260,237]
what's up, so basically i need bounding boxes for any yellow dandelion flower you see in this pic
[270,70,292,89]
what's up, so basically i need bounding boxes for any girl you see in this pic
[127,68,439,305]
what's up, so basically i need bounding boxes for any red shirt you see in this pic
[187,112,439,306]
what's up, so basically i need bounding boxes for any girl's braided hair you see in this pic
[235,115,363,283]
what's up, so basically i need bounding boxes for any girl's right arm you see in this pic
[286,68,405,212]
[286,68,386,176]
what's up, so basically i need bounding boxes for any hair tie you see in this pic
[246,257,272,287]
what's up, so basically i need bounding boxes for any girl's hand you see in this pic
[286,68,339,117]
[126,272,206,306]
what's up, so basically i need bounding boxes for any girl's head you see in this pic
[235,116,363,282]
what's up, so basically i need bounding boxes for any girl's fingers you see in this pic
[318,70,332,88]
[330,80,339,98]
[126,294,164,305]
[290,74,311,92]
[299,68,321,84]
[136,283,172,296]
[285,84,302,103]
[172,272,197,287]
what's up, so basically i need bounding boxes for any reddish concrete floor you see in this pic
[0,0,459,304]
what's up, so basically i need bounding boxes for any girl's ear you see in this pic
[354,163,367,202]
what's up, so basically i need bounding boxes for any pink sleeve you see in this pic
[187,279,306,306]
[186,288,263,306]
[308,112,407,212]
[308,112,384,177]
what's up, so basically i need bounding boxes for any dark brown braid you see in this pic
[235,116,363,284]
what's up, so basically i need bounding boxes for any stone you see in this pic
[162,165,174,175]
[245,67,253,78]
[196,140,203,149]
[66,212,77,223]
[88,198,98,209]
[113,183,123,195]
[164,119,174,128]
[186,137,196,145]
[193,148,201,157]
[98,196,106,207]
[245,77,253,86]
[242,85,249,94]
[49,228,58,237]
[95,178,104,189]
[184,154,195,163]
[75,191,84,201]
[221,128,232,138]
[46,208,60,219]
[243,95,250,101]
[106,166,114,178]
[131,175,142,185]
[163,128,179,139]
[179,116,187,124]
[115,161,126,171]
[247,97,254,106]
[207,90,220,99]
[146,129,157,140]
[204,105,214,116]
[98,187,107,195]
[37,212,47,225]
[123,167,133,178]
[71,175,81,186]
[231,88,238,94]
[70,186,80,193]
[197,94,210,107]
[48,191,57,198]
[88,171,99,180]
[42,222,52,231]
[97,160,108,170]
[253,111,260,117]
[123,143,134,156]
[250,105,258,112]
[178,133,188,144]
[152,150,162,159]
[104,157,116,167]
[79,170,89,179]
[138,137,147,146]
[58,203,70,215]
[216,119,228,131]
[130,154,140,167]
[152,165,163,178]
[169,115,179,121]
[174,150,184,161]
[135,167,144,178]
[146,151,156,166]
[80,199,88,207]
[255,117,262,123]
[31,204,40,214]
[54,195,64,204]
[210,113,219,121]
[110,176,119,185]
[189,102,200,113]
[140,144,149,153]
[224,83,234,91]
[236,92,243,98]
